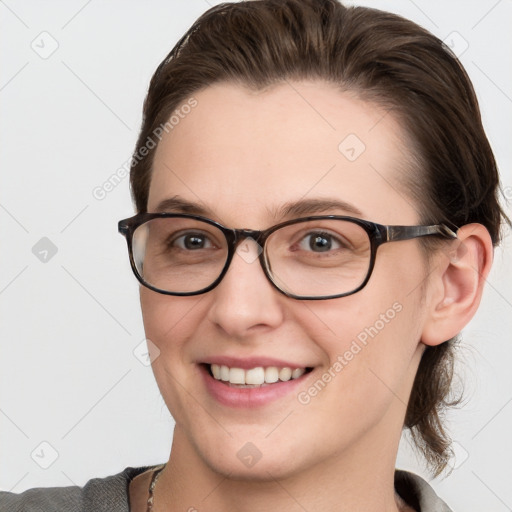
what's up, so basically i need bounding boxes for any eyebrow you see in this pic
[153,196,363,220]
[275,198,363,218]
[154,196,212,215]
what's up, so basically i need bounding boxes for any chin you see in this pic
[202,451,301,482]
[188,428,311,483]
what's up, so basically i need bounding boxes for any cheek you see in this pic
[140,289,208,420]
[292,297,423,443]
[303,274,420,354]
[139,289,204,397]
[140,289,203,349]
[296,257,426,406]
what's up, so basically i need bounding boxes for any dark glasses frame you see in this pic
[118,213,458,300]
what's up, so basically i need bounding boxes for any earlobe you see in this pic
[421,223,494,347]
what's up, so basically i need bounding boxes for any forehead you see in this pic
[149,80,419,226]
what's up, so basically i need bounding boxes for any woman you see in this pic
[1,0,508,511]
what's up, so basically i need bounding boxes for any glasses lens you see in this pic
[265,219,371,298]
[132,217,228,294]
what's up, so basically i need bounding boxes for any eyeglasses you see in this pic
[118,213,457,300]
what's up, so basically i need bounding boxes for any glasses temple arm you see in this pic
[385,224,458,242]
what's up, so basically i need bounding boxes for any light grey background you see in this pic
[0,1,511,510]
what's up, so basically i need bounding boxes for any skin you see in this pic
[129,81,493,511]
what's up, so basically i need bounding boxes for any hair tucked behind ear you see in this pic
[129,0,509,476]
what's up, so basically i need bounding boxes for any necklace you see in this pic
[146,464,166,512]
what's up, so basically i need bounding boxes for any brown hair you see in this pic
[129,0,508,476]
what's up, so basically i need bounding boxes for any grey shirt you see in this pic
[0,467,453,511]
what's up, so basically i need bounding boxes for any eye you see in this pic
[299,231,342,253]
[173,232,214,250]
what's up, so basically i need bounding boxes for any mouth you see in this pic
[203,363,314,388]
[198,360,315,408]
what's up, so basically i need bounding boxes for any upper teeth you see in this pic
[210,364,306,385]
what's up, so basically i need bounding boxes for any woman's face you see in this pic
[141,81,432,479]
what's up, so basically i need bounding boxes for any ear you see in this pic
[421,223,494,346]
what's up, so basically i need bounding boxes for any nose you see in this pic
[206,238,285,339]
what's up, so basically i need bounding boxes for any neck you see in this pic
[153,423,408,512]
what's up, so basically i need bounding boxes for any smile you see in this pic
[209,363,311,387]
[199,359,315,408]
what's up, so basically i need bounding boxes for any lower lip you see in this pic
[199,364,311,408]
